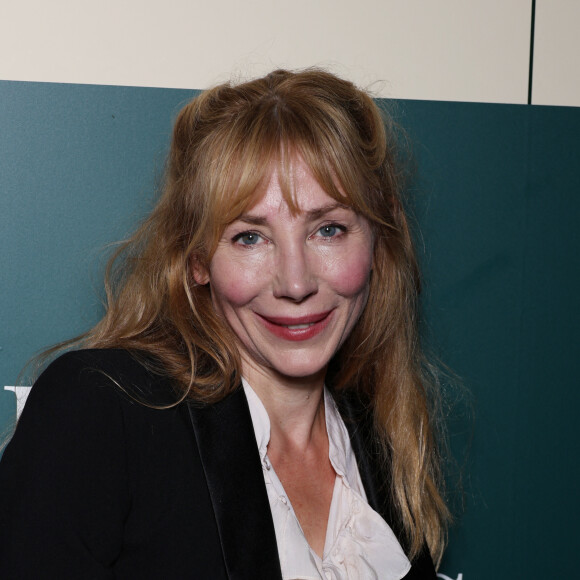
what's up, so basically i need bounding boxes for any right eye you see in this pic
[232,231,263,246]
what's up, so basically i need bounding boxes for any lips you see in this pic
[257,310,333,341]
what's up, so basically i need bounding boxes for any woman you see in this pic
[0,69,448,578]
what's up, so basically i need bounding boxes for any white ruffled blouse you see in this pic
[242,379,411,580]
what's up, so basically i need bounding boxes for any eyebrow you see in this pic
[237,202,352,225]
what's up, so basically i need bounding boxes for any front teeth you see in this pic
[285,323,314,329]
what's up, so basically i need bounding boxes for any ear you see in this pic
[190,255,210,286]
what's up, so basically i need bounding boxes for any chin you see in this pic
[266,353,333,382]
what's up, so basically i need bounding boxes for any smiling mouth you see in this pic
[257,311,333,341]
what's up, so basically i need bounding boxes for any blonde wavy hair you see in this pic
[78,68,448,563]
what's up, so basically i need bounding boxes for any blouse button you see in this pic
[263,456,272,470]
[279,495,288,505]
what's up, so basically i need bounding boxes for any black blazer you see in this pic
[0,349,436,579]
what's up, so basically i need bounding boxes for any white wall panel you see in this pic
[0,0,531,103]
[533,0,580,107]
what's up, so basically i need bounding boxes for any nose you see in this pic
[272,243,318,302]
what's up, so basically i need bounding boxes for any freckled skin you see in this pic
[194,158,374,393]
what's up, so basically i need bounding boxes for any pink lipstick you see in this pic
[257,310,333,341]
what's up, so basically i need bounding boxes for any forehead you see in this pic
[246,157,350,218]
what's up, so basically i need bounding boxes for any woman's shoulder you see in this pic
[0,351,210,577]
[8,348,184,451]
[4,348,191,478]
[32,348,180,409]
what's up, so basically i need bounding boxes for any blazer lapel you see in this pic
[187,388,282,580]
[338,393,437,579]
[337,394,407,542]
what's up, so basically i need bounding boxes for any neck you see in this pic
[242,359,327,451]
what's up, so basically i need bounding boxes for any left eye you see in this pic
[318,225,341,237]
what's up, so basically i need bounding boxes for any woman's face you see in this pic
[194,158,374,390]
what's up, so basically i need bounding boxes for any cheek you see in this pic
[325,248,373,297]
[209,259,262,309]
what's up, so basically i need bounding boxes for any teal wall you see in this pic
[402,100,580,576]
[1,81,579,578]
